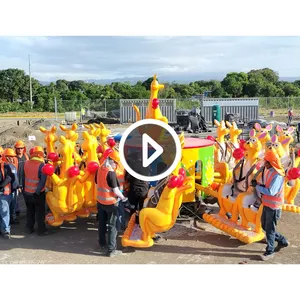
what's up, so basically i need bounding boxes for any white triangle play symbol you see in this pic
[142,133,164,168]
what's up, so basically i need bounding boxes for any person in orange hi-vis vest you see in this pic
[251,150,289,261]
[14,140,29,218]
[23,146,49,236]
[2,148,20,225]
[0,147,15,239]
[95,148,128,257]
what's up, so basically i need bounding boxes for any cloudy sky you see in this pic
[0,36,300,82]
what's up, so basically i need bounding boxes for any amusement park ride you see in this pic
[39,74,300,248]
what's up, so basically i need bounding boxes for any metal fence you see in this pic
[120,99,177,124]
[202,98,259,123]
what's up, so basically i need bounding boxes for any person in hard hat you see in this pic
[0,149,15,239]
[14,140,29,218]
[251,150,289,261]
[95,149,127,257]
[22,146,48,236]
[2,148,20,225]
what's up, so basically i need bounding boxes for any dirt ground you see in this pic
[0,196,299,264]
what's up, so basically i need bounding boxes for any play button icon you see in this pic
[119,119,182,182]
[142,134,163,168]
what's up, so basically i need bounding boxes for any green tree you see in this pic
[221,72,248,97]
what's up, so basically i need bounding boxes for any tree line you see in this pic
[0,67,300,113]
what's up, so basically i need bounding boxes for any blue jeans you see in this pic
[261,206,288,254]
[0,194,13,234]
[9,191,17,220]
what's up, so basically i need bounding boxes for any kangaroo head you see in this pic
[254,123,272,143]
[276,125,294,146]
[215,120,229,139]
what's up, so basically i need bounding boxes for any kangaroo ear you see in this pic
[232,121,237,129]
[51,126,57,133]
[40,127,46,133]
[288,126,295,133]
[225,121,232,128]
[250,129,255,137]
[254,123,261,131]
[60,125,66,131]
[71,123,78,131]
[271,135,277,143]
[83,124,90,129]
[82,131,89,140]
[214,119,220,127]
[266,124,273,131]
[276,125,282,132]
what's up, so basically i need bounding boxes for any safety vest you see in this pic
[96,166,117,205]
[0,162,11,195]
[14,153,29,171]
[24,160,45,194]
[116,164,125,191]
[261,169,284,210]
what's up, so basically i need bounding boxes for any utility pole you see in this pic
[53,87,58,121]
[29,55,33,110]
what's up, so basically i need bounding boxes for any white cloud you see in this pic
[0,36,300,81]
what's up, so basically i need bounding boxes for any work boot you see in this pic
[99,245,108,252]
[3,232,11,239]
[260,252,275,261]
[107,250,124,257]
[275,241,290,252]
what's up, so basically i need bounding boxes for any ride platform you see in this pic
[202,213,265,244]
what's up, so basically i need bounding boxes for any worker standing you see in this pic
[23,146,48,236]
[95,149,127,257]
[287,108,293,125]
[2,149,20,225]
[14,140,29,218]
[252,150,289,261]
[0,148,14,239]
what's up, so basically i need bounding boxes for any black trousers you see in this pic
[128,188,148,215]
[97,202,118,252]
[23,192,46,234]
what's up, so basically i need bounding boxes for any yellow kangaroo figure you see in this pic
[39,125,58,154]
[59,123,82,165]
[122,175,193,248]
[39,125,58,190]
[45,136,84,226]
[214,120,230,183]
[254,123,272,158]
[77,125,99,216]
[217,129,262,221]
[133,74,168,123]
[226,121,242,168]
[95,122,111,151]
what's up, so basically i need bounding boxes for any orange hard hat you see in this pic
[31,146,44,157]
[3,148,17,157]
[99,148,120,167]
[264,150,285,177]
[15,140,26,148]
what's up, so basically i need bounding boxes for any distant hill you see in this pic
[39,74,300,85]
